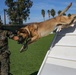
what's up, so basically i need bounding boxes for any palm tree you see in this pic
[68,13,71,17]
[47,10,51,19]
[58,10,66,16]
[41,9,45,21]
[63,13,66,16]
[51,9,55,17]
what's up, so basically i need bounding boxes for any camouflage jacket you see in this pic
[0,30,14,50]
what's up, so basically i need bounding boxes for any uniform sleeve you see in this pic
[7,31,15,39]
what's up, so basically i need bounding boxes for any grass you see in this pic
[8,34,54,75]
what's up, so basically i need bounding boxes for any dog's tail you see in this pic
[59,2,72,16]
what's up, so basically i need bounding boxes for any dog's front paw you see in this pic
[20,46,24,53]
[56,26,62,32]
[20,44,28,53]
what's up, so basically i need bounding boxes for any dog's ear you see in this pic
[18,29,23,32]
[21,29,25,33]
[17,29,21,34]
[18,28,28,34]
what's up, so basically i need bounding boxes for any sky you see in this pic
[0,0,76,24]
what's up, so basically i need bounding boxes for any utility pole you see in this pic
[0,15,3,25]
[4,9,6,25]
[0,15,1,23]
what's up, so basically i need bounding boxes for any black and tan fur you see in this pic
[15,3,76,52]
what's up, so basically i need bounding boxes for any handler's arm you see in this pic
[7,31,19,41]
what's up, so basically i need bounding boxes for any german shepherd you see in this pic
[13,2,76,52]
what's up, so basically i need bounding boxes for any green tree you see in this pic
[41,9,45,21]
[5,0,33,25]
[47,10,51,19]
[51,9,55,17]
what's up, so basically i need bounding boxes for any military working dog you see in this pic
[13,2,76,52]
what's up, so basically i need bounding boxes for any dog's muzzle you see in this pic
[18,36,25,44]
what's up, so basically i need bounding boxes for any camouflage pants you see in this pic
[0,50,10,75]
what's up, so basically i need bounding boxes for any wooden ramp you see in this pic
[37,25,76,75]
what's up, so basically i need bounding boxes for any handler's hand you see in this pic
[13,36,19,41]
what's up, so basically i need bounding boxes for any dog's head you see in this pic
[17,28,30,44]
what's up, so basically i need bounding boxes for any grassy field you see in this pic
[8,34,54,75]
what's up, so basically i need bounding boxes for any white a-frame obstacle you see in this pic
[37,25,76,75]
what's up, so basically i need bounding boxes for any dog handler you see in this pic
[0,19,18,75]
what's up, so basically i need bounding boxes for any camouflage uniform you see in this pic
[0,30,13,75]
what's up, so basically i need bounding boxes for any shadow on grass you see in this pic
[30,71,38,75]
